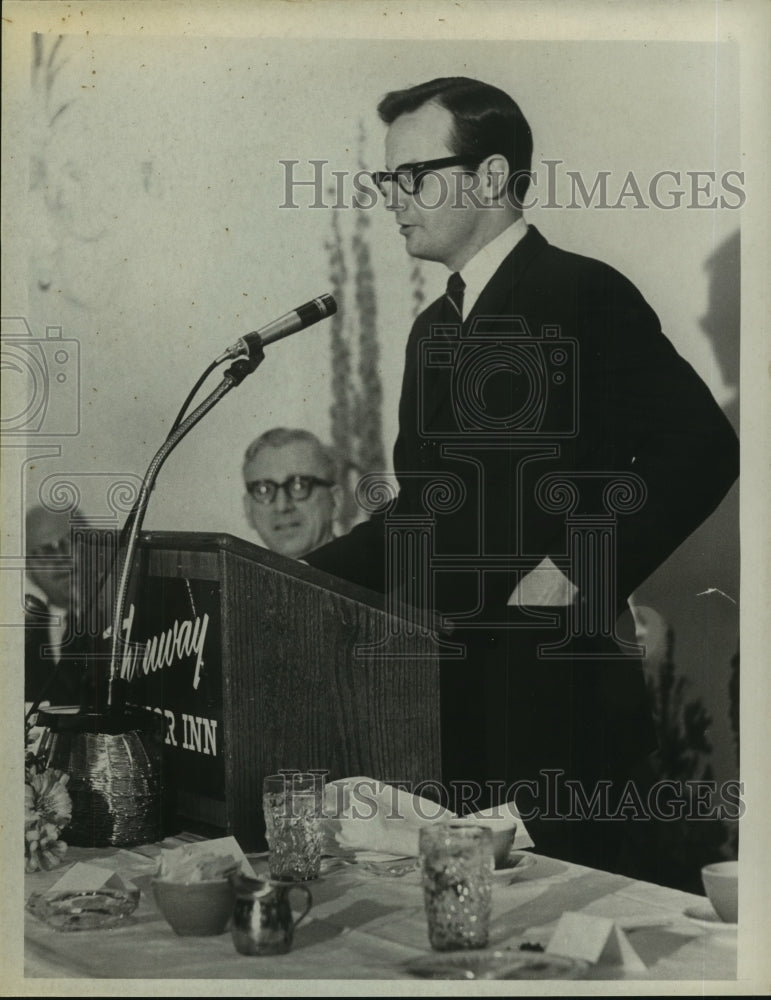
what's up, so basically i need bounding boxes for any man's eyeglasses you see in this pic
[371,156,477,196]
[246,475,334,505]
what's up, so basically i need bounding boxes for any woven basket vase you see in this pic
[39,708,164,848]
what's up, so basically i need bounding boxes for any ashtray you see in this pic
[405,948,588,980]
[26,887,139,931]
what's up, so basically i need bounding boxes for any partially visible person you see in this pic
[242,428,342,559]
[24,504,85,706]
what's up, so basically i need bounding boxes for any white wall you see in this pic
[9,35,739,538]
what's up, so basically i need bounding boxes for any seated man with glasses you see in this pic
[242,427,343,560]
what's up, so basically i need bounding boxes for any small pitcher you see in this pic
[230,874,312,956]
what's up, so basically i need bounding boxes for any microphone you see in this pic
[216,293,337,362]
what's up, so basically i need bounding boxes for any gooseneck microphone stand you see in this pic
[106,350,264,711]
[26,292,337,720]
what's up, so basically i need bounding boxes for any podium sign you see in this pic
[120,574,226,829]
[119,531,441,850]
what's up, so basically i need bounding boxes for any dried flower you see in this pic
[25,769,72,873]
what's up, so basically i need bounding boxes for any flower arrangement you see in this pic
[25,725,72,873]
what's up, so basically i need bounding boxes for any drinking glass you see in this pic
[419,822,494,951]
[262,772,324,881]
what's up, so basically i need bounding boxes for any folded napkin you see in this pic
[321,776,534,858]
[49,862,139,897]
[156,836,253,881]
[546,911,647,971]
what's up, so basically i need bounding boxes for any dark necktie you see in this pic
[444,271,465,322]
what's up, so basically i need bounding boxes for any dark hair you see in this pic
[377,77,533,207]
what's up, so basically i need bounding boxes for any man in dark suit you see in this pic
[25,505,88,707]
[305,78,739,872]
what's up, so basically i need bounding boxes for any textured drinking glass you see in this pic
[262,773,323,882]
[419,822,494,951]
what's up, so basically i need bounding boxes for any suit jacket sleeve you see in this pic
[303,508,388,593]
[565,262,739,600]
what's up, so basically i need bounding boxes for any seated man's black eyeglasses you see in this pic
[371,156,478,196]
[246,475,334,505]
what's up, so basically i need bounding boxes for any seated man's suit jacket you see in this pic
[307,225,739,789]
[24,593,83,707]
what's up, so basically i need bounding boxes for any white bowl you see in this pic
[701,860,738,924]
[459,811,517,868]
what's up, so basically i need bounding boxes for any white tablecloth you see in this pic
[22,838,737,983]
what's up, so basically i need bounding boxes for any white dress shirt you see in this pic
[455,217,528,320]
[25,577,68,662]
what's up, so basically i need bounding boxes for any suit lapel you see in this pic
[465,224,547,331]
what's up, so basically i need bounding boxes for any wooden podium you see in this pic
[112,530,441,851]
